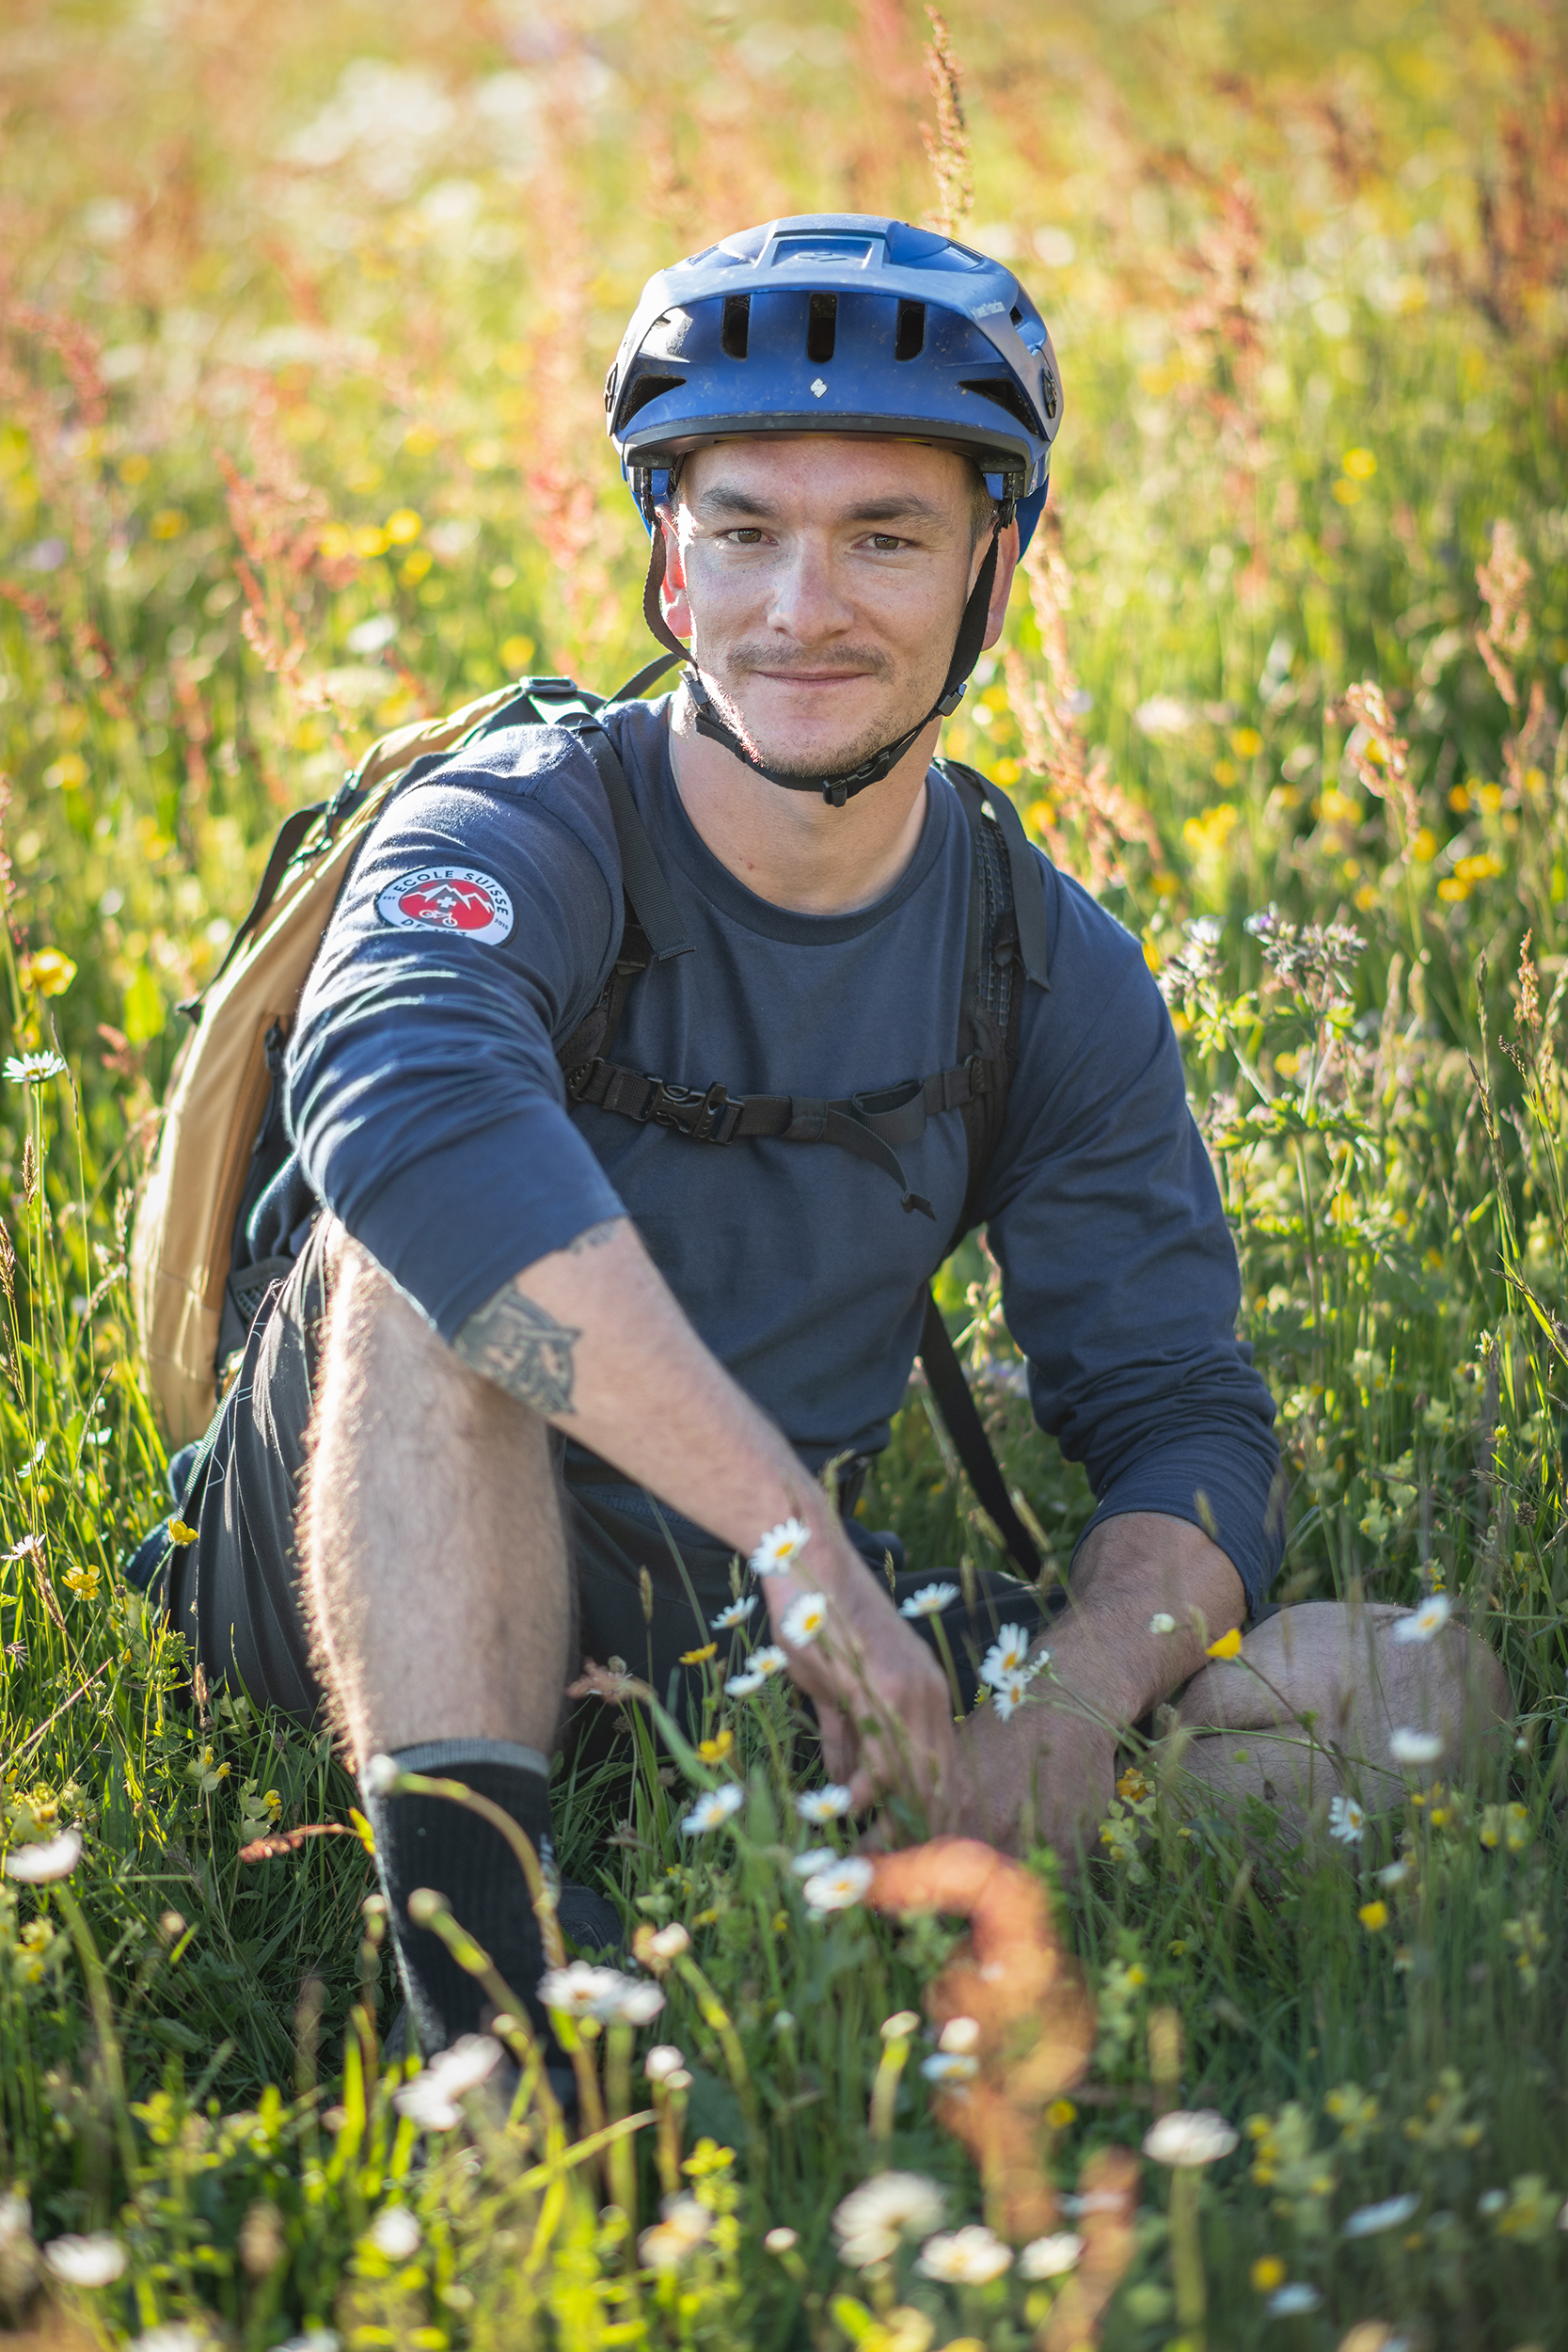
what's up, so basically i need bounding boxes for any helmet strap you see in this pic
[647,520,1003,810]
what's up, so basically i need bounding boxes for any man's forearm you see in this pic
[451,1216,821,1565]
[1048,1509,1247,1727]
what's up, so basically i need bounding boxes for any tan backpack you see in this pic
[131,675,607,1442]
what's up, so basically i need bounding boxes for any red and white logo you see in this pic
[375,865,515,946]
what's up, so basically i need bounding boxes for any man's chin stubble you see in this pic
[700,667,934,784]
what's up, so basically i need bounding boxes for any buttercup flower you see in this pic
[749,1518,811,1577]
[792,1846,838,1877]
[43,2232,127,2287]
[899,1581,959,1619]
[781,1592,828,1647]
[1206,1627,1243,1661]
[711,1595,756,1630]
[801,1855,876,1914]
[1343,2192,1419,2237]
[916,2224,1014,2284]
[1328,1795,1366,1844]
[1142,2109,1239,2167]
[680,1784,745,1836]
[1018,2232,1084,2280]
[1388,1725,1443,1765]
[5,1828,82,1883]
[367,2206,421,2261]
[1266,2284,1323,2315]
[5,1050,67,1086]
[1395,1593,1452,1644]
[796,1784,854,1822]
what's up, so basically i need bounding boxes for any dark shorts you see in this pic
[166,1222,1062,1763]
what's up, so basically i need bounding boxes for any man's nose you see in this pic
[766,533,852,641]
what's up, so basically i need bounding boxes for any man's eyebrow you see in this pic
[690,483,951,526]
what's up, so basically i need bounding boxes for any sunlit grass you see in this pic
[1,0,1567,2343]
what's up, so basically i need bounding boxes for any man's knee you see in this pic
[1178,1597,1513,1774]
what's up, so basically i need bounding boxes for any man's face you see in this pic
[659,437,1009,782]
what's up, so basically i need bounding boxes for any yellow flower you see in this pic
[63,1564,101,1600]
[19,948,76,997]
[384,507,422,544]
[1357,1900,1389,1933]
[697,1728,735,1765]
[680,1642,717,1666]
[1251,2255,1286,2292]
[1045,2098,1077,2128]
[1117,1766,1149,1800]
[1341,447,1378,480]
[167,1519,199,1546]
[1206,1627,1243,1661]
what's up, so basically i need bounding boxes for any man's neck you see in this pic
[666,688,938,917]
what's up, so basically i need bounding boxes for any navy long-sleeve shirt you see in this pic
[282,696,1282,1608]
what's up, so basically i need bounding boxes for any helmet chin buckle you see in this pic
[935,682,969,718]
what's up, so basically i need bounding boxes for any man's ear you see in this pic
[980,516,1022,654]
[657,505,693,643]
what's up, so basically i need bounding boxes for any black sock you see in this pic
[364,1740,555,2060]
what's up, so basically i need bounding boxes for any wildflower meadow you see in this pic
[2,0,1568,2344]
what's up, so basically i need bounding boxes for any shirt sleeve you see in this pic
[982,863,1283,1613]
[285,725,630,1341]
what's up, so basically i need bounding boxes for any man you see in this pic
[171,215,1507,2063]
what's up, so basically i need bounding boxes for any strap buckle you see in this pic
[646,1077,736,1143]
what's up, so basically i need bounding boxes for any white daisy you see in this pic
[4,1050,67,1086]
[1141,2109,1239,2167]
[796,1784,854,1823]
[990,1672,1035,1722]
[938,2015,980,2054]
[979,1622,1036,1686]
[537,1962,629,2018]
[5,1829,82,1883]
[1378,1858,1411,1886]
[751,1644,788,1677]
[710,1595,756,1630]
[1343,2191,1420,2237]
[781,1592,828,1647]
[43,2233,127,2287]
[724,1670,764,1697]
[367,2206,421,2262]
[638,2195,710,2270]
[916,2224,1014,2284]
[749,1518,811,1577]
[644,2044,686,2082]
[1388,1726,1443,1765]
[899,1581,959,1619]
[833,2171,945,2246]
[361,1754,400,1795]
[791,1846,838,1878]
[1327,1795,1366,1844]
[921,2050,979,2084]
[1266,2284,1323,2315]
[393,2033,502,2131]
[1018,2232,1085,2280]
[1394,1593,1452,1644]
[679,1784,745,1836]
[801,1855,875,1914]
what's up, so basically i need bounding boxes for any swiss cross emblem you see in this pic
[374,865,515,946]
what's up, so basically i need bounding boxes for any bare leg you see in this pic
[1170,1601,1513,1838]
[301,1227,571,1772]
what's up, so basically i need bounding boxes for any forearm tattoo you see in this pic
[454,1284,583,1415]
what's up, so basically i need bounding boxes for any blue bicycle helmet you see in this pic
[607,215,1063,804]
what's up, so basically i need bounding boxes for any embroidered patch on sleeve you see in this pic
[374,866,515,945]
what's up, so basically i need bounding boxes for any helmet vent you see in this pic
[721,294,751,359]
[959,374,1043,437]
[806,292,837,363]
[617,370,687,428]
[895,299,926,360]
[1009,303,1024,325]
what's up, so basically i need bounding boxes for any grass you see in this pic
[1,0,1567,2343]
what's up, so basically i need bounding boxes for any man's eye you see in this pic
[728,528,765,546]
[870,533,905,552]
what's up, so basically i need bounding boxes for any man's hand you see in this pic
[761,1510,958,1823]
[950,1510,1246,1863]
